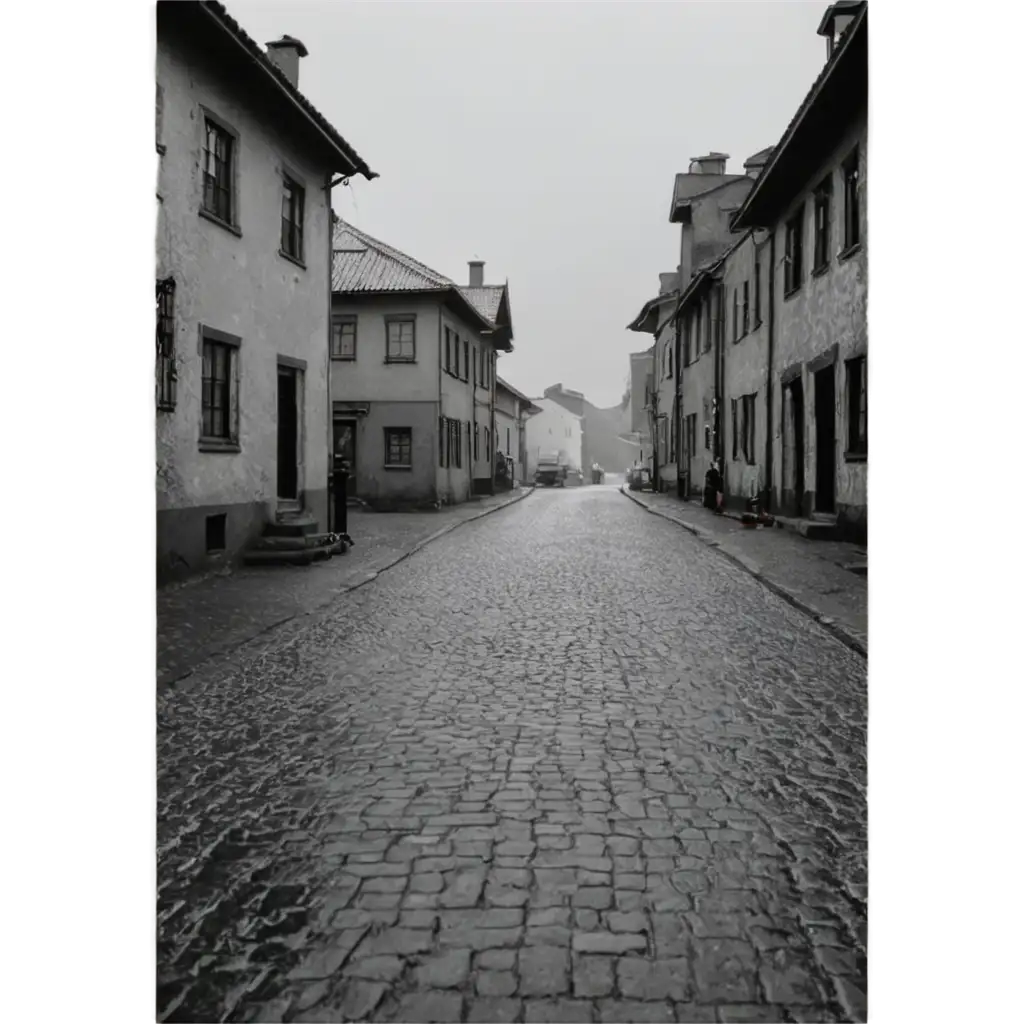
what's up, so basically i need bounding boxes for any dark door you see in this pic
[788,379,805,515]
[333,418,356,496]
[277,368,299,500]
[814,365,836,513]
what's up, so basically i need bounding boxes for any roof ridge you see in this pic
[334,220,452,288]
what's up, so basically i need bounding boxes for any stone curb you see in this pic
[619,486,867,659]
[160,487,536,687]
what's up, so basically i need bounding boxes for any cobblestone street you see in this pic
[157,486,866,1023]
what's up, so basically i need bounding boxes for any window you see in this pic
[843,147,861,251]
[731,399,738,461]
[281,175,305,262]
[813,175,832,272]
[384,427,412,468]
[667,342,673,380]
[741,394,757,464]
[846,356,867,456]
[506,427,511,453]
[454,334,461,377]
[156,277,176,410]
[331,316,356,360]
[474,423,479,461]
[463,340,469,381]
[386,317,416,362]
[742,281,750,335]
[205,513,226,553]
[472,347,477,386]
[484,426,491,460]
[703,296,711,353]
[784,207,804,295]
[439,415,446,466]
[201,333,238,445]
[202,117,234,224]
[732,290,738,341]
[444,416,462,468]
[754,259,762,326]
[445,328,452,374]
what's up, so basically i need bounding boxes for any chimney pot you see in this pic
[265,35,309,89]
[468,260,485,287]
[688,152,730,176]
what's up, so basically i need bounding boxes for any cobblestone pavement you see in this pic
[620,489,867,656]
[157,490,531,685]
[157,486,866,1023]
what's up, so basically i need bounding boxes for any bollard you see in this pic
[333,461,350,543]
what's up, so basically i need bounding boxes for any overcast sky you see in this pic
[234,1,827,408]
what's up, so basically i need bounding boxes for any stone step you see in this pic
[242,537,346,567]
[248,532,336,552]
[264,515,320,538]
[773,515,837,540]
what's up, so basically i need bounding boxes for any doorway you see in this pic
[277,367,300,502]
[785,378,805,515]
[814,365,836,514]
[333,418,357,496]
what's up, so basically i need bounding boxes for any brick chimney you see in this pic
[468,261,485,287]
[265,35,308,89]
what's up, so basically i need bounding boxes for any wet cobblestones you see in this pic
[157,486,866,1022]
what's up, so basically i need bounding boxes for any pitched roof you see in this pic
[190,2,376,180]
[332,221,453,293]
[496,377,542,413]
[459,286,504,323]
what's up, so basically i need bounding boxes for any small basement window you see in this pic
[205,513,227,552]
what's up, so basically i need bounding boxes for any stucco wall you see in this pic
[653,314,678,488]
[769,116,867,539]
[156,28,333,579]
[722,233,770,507]
[678,290,719,497]
[629,351,653,437]
[350,401,439,507]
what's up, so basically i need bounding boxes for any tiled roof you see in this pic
[332,221,453,293]
[197,2,376,179]
[459,286,504,324]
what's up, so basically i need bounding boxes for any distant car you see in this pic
[627,466,651,491]
[534,457,567,487]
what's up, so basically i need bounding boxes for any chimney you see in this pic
[468,260,485,287]
[265,35,309,89]
[743,147,773,180]
[687,152,729,176]
[817,1,860,60]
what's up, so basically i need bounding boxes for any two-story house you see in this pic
[494,378,541,487]
[329,223,514,508]
[731,0,867,542]
[155,1,376,582]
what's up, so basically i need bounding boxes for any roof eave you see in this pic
[198,2,378,180]
[732,5,867,230]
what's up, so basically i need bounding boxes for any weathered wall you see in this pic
[722,233,770,508]
[688,178,754,270]
[652,311,678,489]
[769,116,867,540]
[678,290,719,497]
[350,401,439,507]
[629,351,653,437]
[156,28,333,580]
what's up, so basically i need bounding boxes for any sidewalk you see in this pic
[157,488,533,685]
[620,487,867,656]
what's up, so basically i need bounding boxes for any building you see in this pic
[625,349,654,471]
[330,223,514,508]
[494,378,542,487]
[626,276,678,490]
[155,1,376,582]
[542,384,590,471]
[524,398,584,482]
[731,1,867,541]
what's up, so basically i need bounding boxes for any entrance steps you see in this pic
[773,512,838,540]
[242,509,348,566]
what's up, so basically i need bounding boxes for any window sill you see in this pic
[385,359,417,365]
[199,439,241,453]
[783,284,803,300]
[279,249,306,270]
[845,450,867,463]
[839,242,862,263]
[812,262,831,278]
[384,464,413,471]
[199,208,242,237]
[157,402,175,414]
[331,354,356,362]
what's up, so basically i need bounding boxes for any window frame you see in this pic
[742,393,757,465]
[439,415,447,467]
[157,277,176,411]
[454,333,461,377]
[754,258,762,327]
[384,427,413,470]
[784,205,805,297]
[742,281,750,335]
[462,340,469,382]
[845,355,867,459]
[330,315,357,361]
[842,146,861,254]
[731,398,738,461]
[199,110,239,233]
[813,174,832,274]
[732,290,739,342]
[199,325,241,452]
[280,172,306,266]
[385,315,417,363]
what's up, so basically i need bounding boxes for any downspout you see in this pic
[716,279,725,496]
[674,309,684,499]
[437,302,444,505]
[765,229,776,511]
[325,173,334,529]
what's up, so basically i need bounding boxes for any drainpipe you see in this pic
[713,281,724,475]
[765,229,776,511]
[326,173,335,531]
[437,304,444,504]
[674,311,684,499]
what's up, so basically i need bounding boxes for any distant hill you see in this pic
[583,400,639,472]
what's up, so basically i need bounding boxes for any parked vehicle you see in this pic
[534,452,568,487]
[627,466,651,491]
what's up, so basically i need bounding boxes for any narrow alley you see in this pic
[158,487,866,1023]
